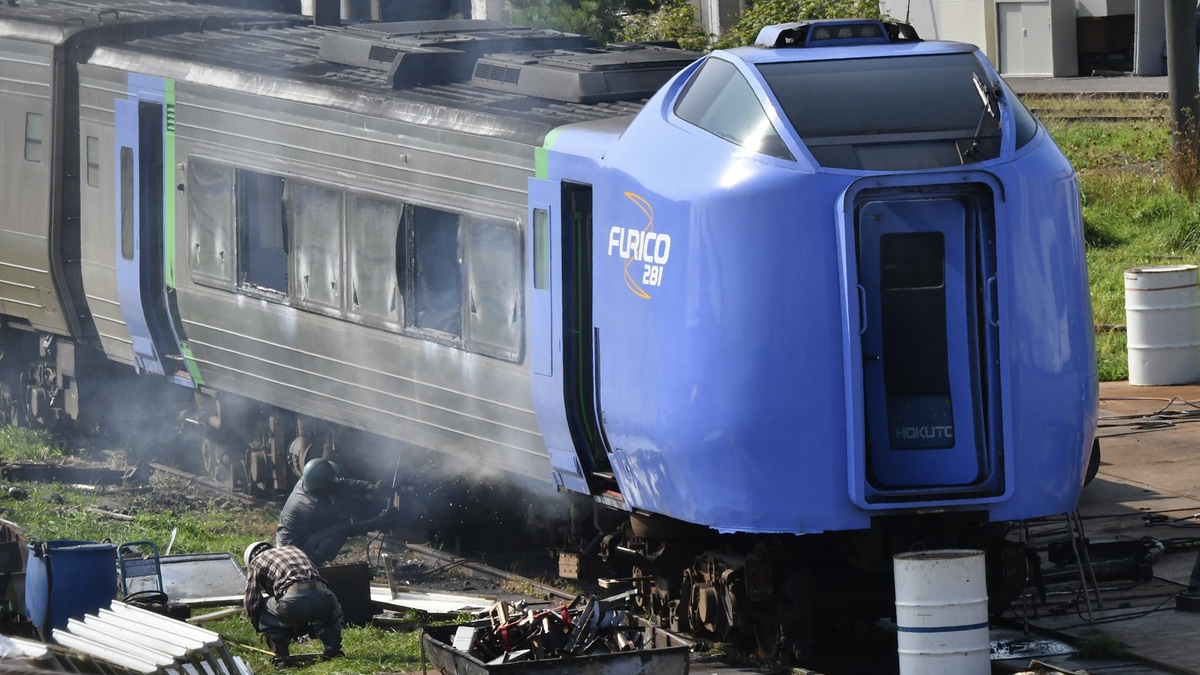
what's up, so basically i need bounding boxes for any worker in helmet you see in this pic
[276,457,391,566]
[243,540,344,667]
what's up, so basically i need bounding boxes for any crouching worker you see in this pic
[277,457,392,566]
[243,541,344,667]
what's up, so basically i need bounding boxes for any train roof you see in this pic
[0,0,299,45]
[732,34,978,66]
[84,17,701,146]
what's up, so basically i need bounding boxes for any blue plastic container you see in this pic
[24,540,117,637]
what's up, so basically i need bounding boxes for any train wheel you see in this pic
[230,458,248,493]
[202,436,237,489]
[246,449,272,496]
[201,436,220,476]
[0,383,22,427]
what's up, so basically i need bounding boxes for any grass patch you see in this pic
[1073,634,1132,660]
[0,427,63,463]
[209,614,429,674]
[1029,94,1200,381]
[0,473,277,556]
[0,468,435,673]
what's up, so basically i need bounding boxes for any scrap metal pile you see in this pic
[456,593,655,664]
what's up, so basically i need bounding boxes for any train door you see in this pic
[856,196,1001,495]
[528,178,616,497]
[114,77,196,387]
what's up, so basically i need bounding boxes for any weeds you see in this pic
[0,473,277,555]
[1073,634,1132,659]
[0,468,433,673]
[0,426,62,463]
[1168,106,1200,198]
[1031,94,1200,381]
[209,614,428,674]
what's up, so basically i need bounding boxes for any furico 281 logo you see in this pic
[607,192,672,299]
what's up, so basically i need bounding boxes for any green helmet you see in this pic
[302,458,340,493]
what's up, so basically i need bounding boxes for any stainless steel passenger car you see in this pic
[72,19,695,486]
[0,0,301,426]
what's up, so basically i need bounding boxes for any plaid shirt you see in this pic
[244,545,324,619]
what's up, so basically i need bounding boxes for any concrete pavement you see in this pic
[992,380,1200,674]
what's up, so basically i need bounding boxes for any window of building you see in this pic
[348,195,402,327]
[291,182,343,309]
[187,160,235,285]
[237,169,287,296]
[86,136,100,187]
[24,113,42,162]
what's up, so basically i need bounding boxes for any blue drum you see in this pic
[24,540,117,637]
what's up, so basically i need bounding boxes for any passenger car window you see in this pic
[466,219,522,359]
[183,160,519,361]
[86,136,100,187]
[120,147,134,261]
[409,206,462,337]
[674,58,793,160]
[237,170,287,296]
[291,183,343,309]
[348,196,402,327]
[24,113,42,162]
[187,160,234,285]
[532,208,549,292]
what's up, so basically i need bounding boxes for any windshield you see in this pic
[757,53,1011,170]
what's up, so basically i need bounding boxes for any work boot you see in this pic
[321,647,345,661]
[267,637,291,667]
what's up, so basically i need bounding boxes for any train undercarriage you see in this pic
[588,510,1021,664]
[1,324,1027,665]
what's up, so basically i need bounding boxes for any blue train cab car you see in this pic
[529,19,1097,537]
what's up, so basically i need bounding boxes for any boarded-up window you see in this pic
[466,219,521,359]
[188,161,234,284]
[348,195,401,327]
[292,183,343,309]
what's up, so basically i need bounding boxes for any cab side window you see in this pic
[674,58,792,160]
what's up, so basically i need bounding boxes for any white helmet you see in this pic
[243,541,272,567]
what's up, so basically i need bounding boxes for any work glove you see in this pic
[370,480,385,493]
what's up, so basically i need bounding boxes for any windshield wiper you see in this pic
[963,71,1001,161]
